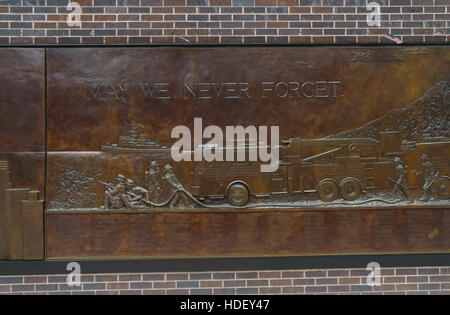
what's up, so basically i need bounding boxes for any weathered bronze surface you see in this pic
[47,47,449,150]
[0,48,45,192]
[0,49,45,260]
[0,160,44,261]
[43,47,449,258]
[46,47,449,209]
[1,47,449,259]
[46,207,449,259]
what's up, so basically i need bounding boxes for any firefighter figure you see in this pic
[103,174,128,209]
[145,160,161,202]
[393,157,410,201]
[419,154,438,201]
[124,179,149,209]
[162,164,191,208]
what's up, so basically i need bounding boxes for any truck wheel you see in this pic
[227,183,250,206]
[318,179,339,202]
[435,179,449,199]
[340,178,361,201]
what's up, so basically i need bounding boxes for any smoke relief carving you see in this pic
[49,169,101,210]
[326,77,449,141]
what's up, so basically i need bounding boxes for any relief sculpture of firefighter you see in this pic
[101,161,193,210]
[162,164,192,208]
[145,161,161,203]
[124,179,149,209]
[102,174,128,210]
[418,154,441,201]
[390,157,410,202]
[102,175,149,210]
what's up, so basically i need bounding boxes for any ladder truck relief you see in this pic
[190,131,450,206]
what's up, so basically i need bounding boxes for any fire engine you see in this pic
[189,131,450,206]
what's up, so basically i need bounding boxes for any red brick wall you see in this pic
[1,267,449,295]
[0,0,448,45]
[0,0,448,296]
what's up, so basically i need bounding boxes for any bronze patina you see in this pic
[46,47,449,209]
[0,49,45,260]
[43,47,449,259]
[1,47,449,259]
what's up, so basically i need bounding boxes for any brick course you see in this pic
[1,267,449,295]
[0,1,448,44]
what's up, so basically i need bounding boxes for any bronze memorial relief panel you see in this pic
[45,47,449,259]
[0,49,45,260]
